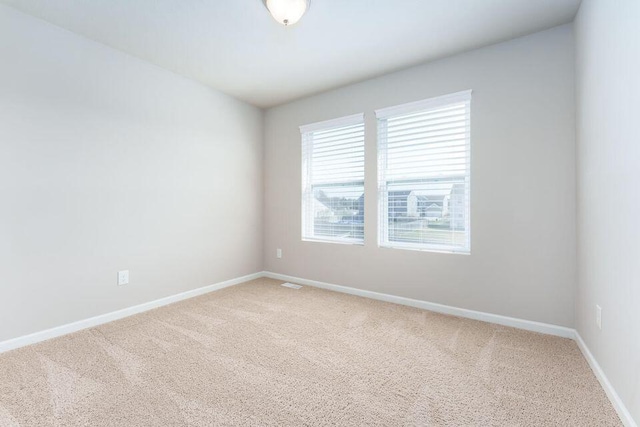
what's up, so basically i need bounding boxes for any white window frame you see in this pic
[376,90,472,254]
[300,113,365,245]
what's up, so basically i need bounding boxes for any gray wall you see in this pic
[575,0,640,422]
[264,25,576,327]
[0,5,264,342]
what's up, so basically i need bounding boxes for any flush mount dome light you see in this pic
[263,0,310,26]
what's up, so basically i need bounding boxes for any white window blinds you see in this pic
[376,91,471,253]
[301,114,365,244]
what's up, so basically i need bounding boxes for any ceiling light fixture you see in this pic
[263,0,310,26]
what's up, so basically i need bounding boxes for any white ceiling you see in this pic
[1,0,581,108]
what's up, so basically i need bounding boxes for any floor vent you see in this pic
[281,283,303,289]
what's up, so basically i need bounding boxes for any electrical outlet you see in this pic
[276,248,282,259]
[596,305,602,330]
[118,270,129,286]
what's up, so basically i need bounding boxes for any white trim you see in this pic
[302,237,364,246]
[575,333,637,427]
[379,241,470,255]
[262,271,574,338]
[375,90,472,119]
[0,272,264,354]
[299,113,364,134]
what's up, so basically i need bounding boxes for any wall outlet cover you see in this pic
[118,270,129,286]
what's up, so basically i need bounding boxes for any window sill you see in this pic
[379,243,470,255]
[302,237,364,246]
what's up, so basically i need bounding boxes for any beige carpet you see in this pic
[0,278,621,426]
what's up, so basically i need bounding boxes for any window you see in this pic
[376,91,471,253]
[301,114,365,244]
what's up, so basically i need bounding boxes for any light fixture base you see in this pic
[262,0,310,27]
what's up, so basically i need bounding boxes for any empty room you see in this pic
[0,0,638,425]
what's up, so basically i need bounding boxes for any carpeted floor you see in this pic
[0,278,621,426]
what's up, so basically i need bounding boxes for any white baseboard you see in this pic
[575,333,637,427]
[0,271,263,354]
[263,271,575,338]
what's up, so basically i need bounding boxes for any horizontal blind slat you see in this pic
[385,115,467,134]
[312,133,365,146]
[382,139,467,154]
[385,126,468,144]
